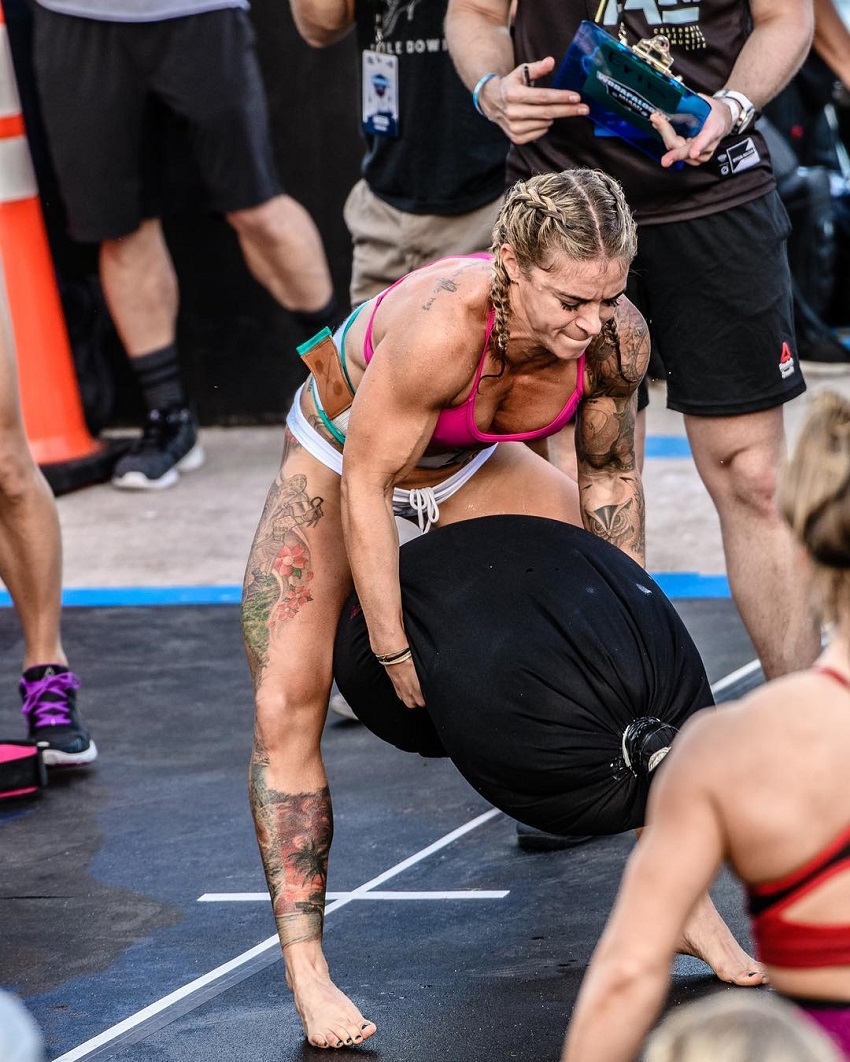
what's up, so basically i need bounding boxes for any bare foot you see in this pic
[678,894,768,986]
[286,968,377,1049]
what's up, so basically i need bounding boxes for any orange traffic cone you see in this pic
[0,3,113,493]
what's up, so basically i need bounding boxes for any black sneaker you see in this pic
[20,665,97,767]
[111,407,204,490]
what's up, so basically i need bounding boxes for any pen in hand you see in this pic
[522,64,534,87]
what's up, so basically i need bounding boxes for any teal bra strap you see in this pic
[309,379,347,445]
[338,302,366,393]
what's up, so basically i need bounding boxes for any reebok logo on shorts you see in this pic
[718,137,760,176]
[779,342,796,379]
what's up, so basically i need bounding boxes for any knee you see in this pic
[0,436,39,508]
[253,676,328,754]
[707,445,780,517]
[227,196,289,247]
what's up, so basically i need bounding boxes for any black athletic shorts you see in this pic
[32,6,282,242]
[627,190,806,417]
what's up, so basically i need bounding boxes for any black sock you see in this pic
[130,343,186,413]
[292,294,341,339]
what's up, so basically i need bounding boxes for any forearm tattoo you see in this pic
[583,482,646,558]
[251,763,333,948]
[242,432,324,686]
[578,392,646,559]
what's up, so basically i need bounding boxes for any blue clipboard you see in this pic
[552,21,711,163]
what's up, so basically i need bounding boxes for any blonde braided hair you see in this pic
[781,391,850,624]
[488,169,637,368]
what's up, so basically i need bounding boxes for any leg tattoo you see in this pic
[251,761,333,948]
[242,449,324,685]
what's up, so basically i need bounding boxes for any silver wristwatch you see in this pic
[712,89,756,134]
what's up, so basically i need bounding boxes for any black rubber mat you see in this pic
[0,602,761,1062]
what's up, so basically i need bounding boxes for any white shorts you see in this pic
[286,384,498,533]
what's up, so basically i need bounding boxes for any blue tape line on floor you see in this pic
[645,436,692,458]
[652,573,730,598]
[0,573,730,607]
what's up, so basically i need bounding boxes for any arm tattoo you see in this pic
[588,304,650,394]
[242,467,324,686]
[582,482,646,558]
[577,394,645,560]
[250,772,333,948]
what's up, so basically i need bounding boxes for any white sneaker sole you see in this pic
[111,442,205,491]
[41,740,98,767]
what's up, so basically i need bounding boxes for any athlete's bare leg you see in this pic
[242,427,376,1049]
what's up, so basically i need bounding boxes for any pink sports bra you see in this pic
[362,256,586,450]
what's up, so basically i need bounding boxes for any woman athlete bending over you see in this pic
[241,169,754,1051]
[562,391,850,1061]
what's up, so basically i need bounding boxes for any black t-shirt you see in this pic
[510,0,775,224]
[356,0,507,215]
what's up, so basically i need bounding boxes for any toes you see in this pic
[325,1022,353,1049]
[342,1017,375,1046]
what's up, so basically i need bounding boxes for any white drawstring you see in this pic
[407,487,440,533]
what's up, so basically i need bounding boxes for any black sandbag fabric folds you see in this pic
[333,515,714,836]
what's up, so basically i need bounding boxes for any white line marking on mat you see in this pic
[53,807,501,1062]
[199,890,509,902]
[709,658,760,698]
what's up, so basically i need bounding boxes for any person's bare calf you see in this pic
[250,762,377,1048]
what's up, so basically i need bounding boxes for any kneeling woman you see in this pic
[562,392,850,1062]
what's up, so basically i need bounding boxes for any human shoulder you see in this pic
[662,674,811,788]
[586,296,650,395]
[370,256,494,395]
[378,257,493,354]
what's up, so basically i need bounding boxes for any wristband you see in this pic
[375,647,413,667]
[472,73,500,118]
[712,89,755,134]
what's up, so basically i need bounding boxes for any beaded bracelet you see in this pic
[472,73,500,118]
[375,647,413,667]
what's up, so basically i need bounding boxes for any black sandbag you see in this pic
[333,515,714,836]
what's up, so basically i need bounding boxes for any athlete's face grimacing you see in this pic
[509,251,629,361]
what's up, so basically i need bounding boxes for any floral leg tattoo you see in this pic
[251,752,333,948]
[242,430,324,686]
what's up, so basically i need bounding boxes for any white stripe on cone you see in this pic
[0,136,37,202]
[0,27,22,119]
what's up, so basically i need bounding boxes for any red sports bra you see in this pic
[748,664,850,969]
[362,255,586,450]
